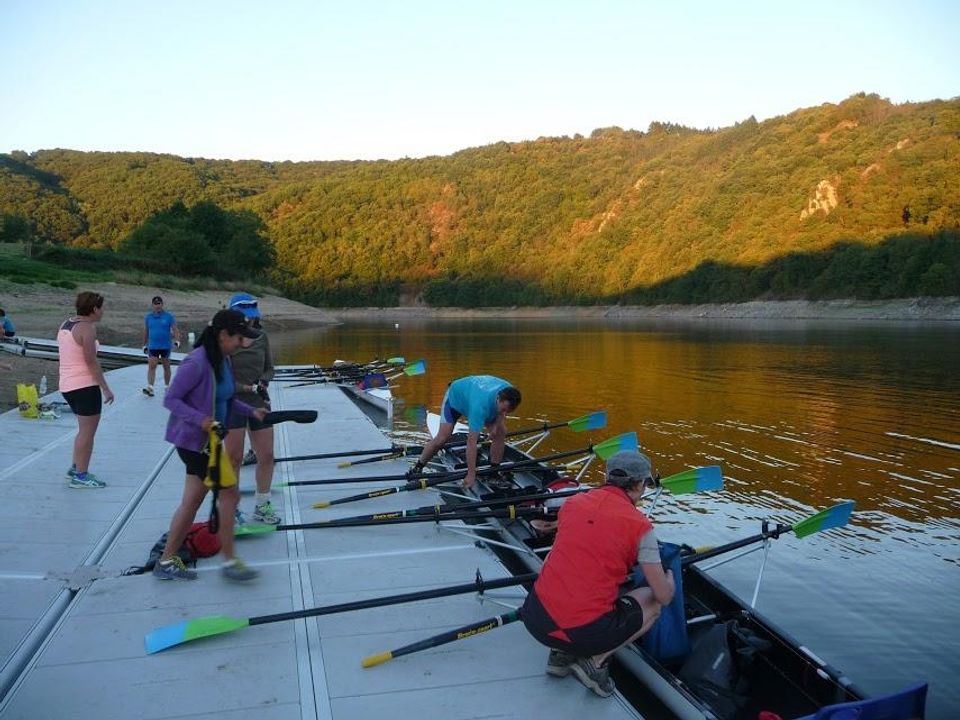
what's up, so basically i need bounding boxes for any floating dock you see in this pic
[0,365,641,719]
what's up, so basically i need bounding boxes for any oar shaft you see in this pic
[363,610,521,668]
[248,573,537,626]
[682,524,791,566]
[275,446,399,463]
[280,506,544,531]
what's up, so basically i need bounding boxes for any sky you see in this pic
[2,0,958,162]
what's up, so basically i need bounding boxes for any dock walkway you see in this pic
[0,365,641,719]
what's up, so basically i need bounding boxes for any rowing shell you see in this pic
[426,413,881,720]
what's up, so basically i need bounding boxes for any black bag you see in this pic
[677,619,771,717]
[121,530,197,576]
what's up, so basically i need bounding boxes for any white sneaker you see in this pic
[142,386,155,397]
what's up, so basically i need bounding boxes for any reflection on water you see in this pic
[271,317,960,718]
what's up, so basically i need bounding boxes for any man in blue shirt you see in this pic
[410,375,521,489]
[142,295,180,397]
[0,308,15,337]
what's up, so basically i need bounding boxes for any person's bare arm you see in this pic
[76,323,113,403]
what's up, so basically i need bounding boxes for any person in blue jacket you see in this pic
[0,308,15,337]
[153,309,266,582]
[410,375,521,489]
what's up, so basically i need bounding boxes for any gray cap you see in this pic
[605,450,653,488]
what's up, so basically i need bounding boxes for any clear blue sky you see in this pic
[2,0,957,162]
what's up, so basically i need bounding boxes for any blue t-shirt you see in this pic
[446,375,510,432]
[144,310,176,350]
[1,316,14,334]
[214,360,234,424]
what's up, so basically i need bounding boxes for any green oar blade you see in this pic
[593,432,638,460]
[403,359,427,376]
[660,465,723,495]
[792,501,855,538]
[387,357,405,364]
[235,523,279,537]
[145,615,250,654]
[567,411,607,432]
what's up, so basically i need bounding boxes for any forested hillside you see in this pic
[2,93,958,306]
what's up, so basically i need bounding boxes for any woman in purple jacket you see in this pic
[154,309,267,582]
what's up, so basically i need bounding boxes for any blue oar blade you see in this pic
[660,465,724,494]
[792,501,855,539]
[593,432,638,460]
[568,411,607,432]
[145,615,250,654]
[403,360,426,376]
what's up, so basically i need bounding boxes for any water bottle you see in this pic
[39,375,47,396]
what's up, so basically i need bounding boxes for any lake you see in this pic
[270,317,960,718]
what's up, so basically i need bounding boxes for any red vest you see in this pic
[534,485,653,629]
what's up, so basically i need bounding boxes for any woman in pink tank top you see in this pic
[57,291,114,489]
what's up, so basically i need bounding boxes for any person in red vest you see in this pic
[521,450,675,697]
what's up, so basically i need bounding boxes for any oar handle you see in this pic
[248,573,538,626]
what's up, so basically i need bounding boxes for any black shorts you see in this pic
[62,386,102,417]
[148,348,171,359]
[176,447,208,478]
[521,587,644,657]
[225,411,269,432]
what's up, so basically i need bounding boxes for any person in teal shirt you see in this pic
[0,308,15,337]
[411,375,521,489]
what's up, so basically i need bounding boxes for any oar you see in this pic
[514,410,608,436]
[362,609,521,668]
[656,465,723,494]
[247,466,719,535]
[144,571,537,654]
[261,410,319,426]
[303,432,638,490]
[235,504,548,536]
[682,501,855,566]
[336,410,608,469]
[311,433,638,507]
[274,446,402,463]
[285,360,426,389]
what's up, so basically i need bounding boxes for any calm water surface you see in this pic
[271,317,960,718]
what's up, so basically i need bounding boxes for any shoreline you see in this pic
[332,297,960,322]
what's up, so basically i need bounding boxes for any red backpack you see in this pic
[184,522,221,557]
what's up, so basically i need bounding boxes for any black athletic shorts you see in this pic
[225,410,269,432]
[147,348,171,359]
[176,447,208,478]
[62,385,102,417]
[521,586,645,657]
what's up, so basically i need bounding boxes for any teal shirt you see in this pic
[447,375,510,432]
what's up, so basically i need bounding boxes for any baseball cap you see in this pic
[211,309,261,339]
[229,292,260,319]
[605,450,654,488]
[151,295,163,305]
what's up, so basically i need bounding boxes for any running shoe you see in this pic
[222,558,258,582]
[546,649,577,678]
[153,556,198,581]
[69,472,106,489]
[253,501,281,524]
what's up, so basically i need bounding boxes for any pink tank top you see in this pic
[58,318,98,392]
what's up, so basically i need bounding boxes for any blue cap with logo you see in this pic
[229,292,260,319]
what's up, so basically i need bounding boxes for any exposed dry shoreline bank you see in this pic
[2,283,957,409]
[334,297,960,322]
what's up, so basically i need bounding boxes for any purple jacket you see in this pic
[164,346,253,452]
